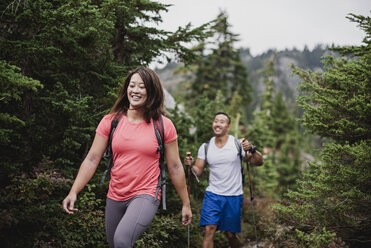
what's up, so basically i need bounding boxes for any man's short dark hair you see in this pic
[214,112,231,124]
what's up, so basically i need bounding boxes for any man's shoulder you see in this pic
[198,137,213,153]
[228,134,239,140]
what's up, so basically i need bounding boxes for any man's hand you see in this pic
[240,138,252,152]
[184,153,193,167]
[241,138,253,160]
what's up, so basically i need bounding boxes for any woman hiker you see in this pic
[62,67,192,248]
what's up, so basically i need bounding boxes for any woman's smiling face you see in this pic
[127,73,147,109]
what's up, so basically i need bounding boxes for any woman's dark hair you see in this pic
[110,67,165,122]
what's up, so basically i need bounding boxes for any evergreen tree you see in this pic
[227,90,243,137]
[272,14,371,247]
[271,92,301,192]
[249,55,302,197]
[0,0,210,175]
[249,55,278,196]
[186,11,252,113]
[0,60,43,185]
[0,0,211,246]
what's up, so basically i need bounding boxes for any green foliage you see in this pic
[1,0,122,175]
[0,0,211,175]
[4,1,367,247]
[227,90,244,137]
[184,11,252,115]
[168,104,197,156]
[1,0,212,247]
[0,165,106,248]
[272,14,371,247]
[249,55,302,198]
[57,186,106,248]
[270,226,343,248]
[249,54,276,147]
[0,60,43,185]
[295,227,336,248]
[190,92,221,145]
[271,92,302,192]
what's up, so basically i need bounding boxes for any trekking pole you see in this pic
[244,140,259,248]
[186,152,191,248]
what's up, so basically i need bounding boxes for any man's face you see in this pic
[212,114,230,137]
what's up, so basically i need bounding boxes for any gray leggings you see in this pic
[105,194,160,248]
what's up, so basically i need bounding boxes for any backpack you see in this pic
[100,112,167,210]
[204,136,246,187]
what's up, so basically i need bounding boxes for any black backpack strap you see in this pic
[204,138,212,165]
[100,112,124,185]
[233,137,245,187]
[153,116,166,210]
[233,137,244,160]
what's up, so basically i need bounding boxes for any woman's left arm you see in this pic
[164,139,192,226]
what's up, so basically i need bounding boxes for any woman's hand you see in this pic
[61,133,107,214]
[62,193,78,214]
[181,204,192,226]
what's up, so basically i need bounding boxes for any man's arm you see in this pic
[249,150,263,166]
[241,138,264,166]
[184,154,207,177]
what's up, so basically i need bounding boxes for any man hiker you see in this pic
[184,112,263,248]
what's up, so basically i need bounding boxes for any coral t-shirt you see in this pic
[96,114,177,201]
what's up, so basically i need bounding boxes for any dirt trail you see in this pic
[242,241,274,248]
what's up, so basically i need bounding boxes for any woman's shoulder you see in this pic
[96,113,120,137]
[160,114,172,123]
[99,112,124,125]
[99,113,112,122]
[160,115,175,127]
[158,115,177,142]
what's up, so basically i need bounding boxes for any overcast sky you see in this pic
[156,0,370,56]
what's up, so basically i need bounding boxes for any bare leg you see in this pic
[202,225,217,248]
[225,231,241,248]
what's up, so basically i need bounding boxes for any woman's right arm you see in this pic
[62,133,108,214]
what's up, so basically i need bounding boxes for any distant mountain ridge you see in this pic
[156,45,332,111]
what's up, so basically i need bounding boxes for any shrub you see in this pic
[0,166,107,247]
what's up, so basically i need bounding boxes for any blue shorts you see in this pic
[200,191,243,233]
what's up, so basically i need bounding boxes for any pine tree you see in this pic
[271,92,301,192]
[272,14,371,247]
[0,0,210,175]
[0,0,212,245]
[249,55,302,197]
[249,55,278,196]
[227,90,243,137]
[0,60,43,185]
[186,11,252,112]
